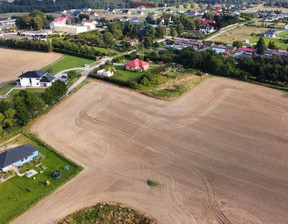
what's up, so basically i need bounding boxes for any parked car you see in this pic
[77,74,82,78]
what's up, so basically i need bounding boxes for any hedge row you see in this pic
[53,48,98,60]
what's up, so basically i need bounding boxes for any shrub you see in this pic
[147,179,159,187]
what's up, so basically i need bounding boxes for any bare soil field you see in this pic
[14,77,288,224]
[211,26,268,43]
[0,48,63,87]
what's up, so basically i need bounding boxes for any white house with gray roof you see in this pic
[18,71,55,87]
[0,144,39,172]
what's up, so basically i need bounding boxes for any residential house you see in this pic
[90,12,98,18]
[52,24,88,34]
[285,23,288,30]
[122,10,131,15]
[264,30,277,38]
[0,19,16,29]
[126,39,138,47]
[82,8,91,12]
[264,49,274,57]
[166,9,173,13]
[273,51,288,58]
[237,47,255,55]
[81,19,97,30]
[58,10,67,14]
[213,12,220,16]
[130,17,139,23]
[199,24,215,35]
[18,71,55,87]
[211,45,226,54]
[136,11,144,15]
[225,45,237,54]
[216,7,222,12]
[107,9,116,14]
[176,9,183,14]
[0,144,39,172]
[137,6,146,10]
[97,69,114,77]
[113,17,124,22]
[203,41,214,47]
[122,16,130,21]
[50,16,70,29]
[201,18,216,25]
[71,11,82,18]
[125,59,149,72]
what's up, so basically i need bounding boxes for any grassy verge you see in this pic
[107,65,145,82]
[58,202,157,224]
[249,36,288,50]
[0,82,16,95]
[0,133,82,224]
[42,56,94,76]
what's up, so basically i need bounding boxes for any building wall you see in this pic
[16,151,39,167]
[20,77,41,87]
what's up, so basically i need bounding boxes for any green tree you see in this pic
[232,40,244,48]
[176,24,184,36]
[67,70,78,79]
[170,27,177,38]
[256,37,266,54]
[32,15,43,30]
[199,3,204,9]
[155,25,165,38]
[144,36,153,48]
[29,9,44,18]
[268,41,276,49]
[103,32,114,48]
[141,77,151,87]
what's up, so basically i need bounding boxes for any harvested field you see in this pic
[211,26,268,43]
[14,77,288,224]
[0,48,63,87]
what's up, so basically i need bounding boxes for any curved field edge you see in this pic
[0,132,83,224]
[58,202,158,224]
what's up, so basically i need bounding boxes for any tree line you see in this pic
[0,38,53,52]
[0,0,132,13]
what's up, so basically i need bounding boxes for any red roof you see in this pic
[55,16,69,22]
[238,47,255,53]
[82,19,95,23]
[213,12,220,16]
[201,19,216,25]
[216,7,222,11]
[125,59,149,67]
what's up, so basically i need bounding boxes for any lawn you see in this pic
[42,55,95,76]
[93,46,118,56]
[0,82,16,95]
[277,30,288,38]
[107,65,145,82]
[249,36,288,50]
[211,26,269,43]
[0,134,81,224]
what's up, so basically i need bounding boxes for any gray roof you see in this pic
[19,70,47,78]
[0,144,39,168]
[40,76,55,83]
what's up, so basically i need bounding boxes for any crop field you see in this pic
[0,48,63,88]
[211,26,268,43]
[12,77,288,224]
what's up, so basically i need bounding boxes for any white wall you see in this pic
[20,78,41,87]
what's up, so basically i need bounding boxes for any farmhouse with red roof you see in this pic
[125,59,150,72]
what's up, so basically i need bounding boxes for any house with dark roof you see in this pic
[18,71,55,87]
[71,11,82,18]
[225,45,237,53]
[264,30,277,38]
[0,144,39,172]
[122,10,131,15]
[125,59,150,72]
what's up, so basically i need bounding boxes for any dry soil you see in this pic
[13,77,288,224]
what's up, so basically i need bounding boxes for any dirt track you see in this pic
[0,48,62,87]
[14,77,288,224]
